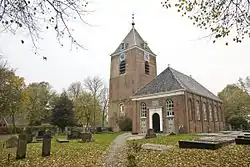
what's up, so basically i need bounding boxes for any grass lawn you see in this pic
[0,133,121,167]
[127,134,250,167]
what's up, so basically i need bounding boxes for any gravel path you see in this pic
[103,133,132,167]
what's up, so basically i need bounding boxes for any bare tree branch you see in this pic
[0,0,91,57]
[162,0,250,44]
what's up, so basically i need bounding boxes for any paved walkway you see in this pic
[103,133,132,167]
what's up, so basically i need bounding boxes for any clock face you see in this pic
[120,53,125,61]
[144,52,150,61]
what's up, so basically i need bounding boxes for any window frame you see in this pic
[166,99,174,117]
[140,102,147,118]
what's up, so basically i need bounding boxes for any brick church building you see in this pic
[108,19,225,134]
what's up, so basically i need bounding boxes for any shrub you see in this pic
[229,116,248,130]
[118,116,132,131]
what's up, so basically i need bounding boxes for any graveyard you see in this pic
[126,132,250,167]
[0,132,121,167]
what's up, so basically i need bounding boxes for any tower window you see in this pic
[121,43,125,50]
[145,61,149,75]
[119,60,126,74]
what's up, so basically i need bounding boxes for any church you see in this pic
[108,18,224,134]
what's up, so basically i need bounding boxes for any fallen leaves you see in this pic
[0,133,120,167]
[127,135,250,167]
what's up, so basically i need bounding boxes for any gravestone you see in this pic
[179,125,185,134]
[42,130,52,157]
[96,127,102,133]
[81,132,93,142]
[67,130,81,140]
[36,130,45,139]
[56,138,69,143]
[25,128,33,143]
[16,132,28,160]
[145,129,156,139]
[6,136,18,148]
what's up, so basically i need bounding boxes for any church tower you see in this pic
[108,15,157,130]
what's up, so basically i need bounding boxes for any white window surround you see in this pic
[132,89,185,101]
[166,99,174,117]
[120,104,124,114]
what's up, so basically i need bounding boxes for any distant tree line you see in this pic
[0,56,108,133]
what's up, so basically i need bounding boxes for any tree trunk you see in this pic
[93,94,96,130]
[11,111,16,134]
[102,109,105,128]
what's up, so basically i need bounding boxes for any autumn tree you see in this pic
[162,0,250,45]
[24,82,54,125]
[83,76,104,129]
[74,92,97,131]
[51,91,74,131]
[0,0,90,57]
[218,84,250,127]
[1,70,26,132]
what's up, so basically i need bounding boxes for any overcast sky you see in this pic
[0,0,249,95]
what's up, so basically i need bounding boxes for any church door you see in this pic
[167,117,175,133]
[152,113,160,132]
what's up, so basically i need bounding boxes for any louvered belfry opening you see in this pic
[145,61,149,75]
[119,60,126,74]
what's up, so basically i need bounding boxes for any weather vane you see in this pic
[132,13,135,27]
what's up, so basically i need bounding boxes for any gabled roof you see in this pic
[134,67,221,102]
[111,26,155,56]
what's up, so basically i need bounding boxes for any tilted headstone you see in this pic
[145,129,156,139]
[42,130,52,157]
[16,132,28,160]
[80,132,92,142]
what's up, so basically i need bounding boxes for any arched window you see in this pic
[120,104,124,114]
[196,100,200,120]
[218,106,221,121]
[209,104,213,121]
[188,99,193,120]
[203,102,207,121]
[166,99,174,117]
[140,103,147,118]
[214,105,218,121]
[119,60,126,74]
[145,61,149,75]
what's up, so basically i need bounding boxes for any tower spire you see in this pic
[132,13,135,27]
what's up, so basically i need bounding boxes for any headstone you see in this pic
[81,132,93,142]
[56,138,69,143]
[6,136,18,148]
[67,130,81,139]
[16,132,28,160]
[145,129,156,139]
[96,127,102,133]
[179,125,185,134]
[25,128,33,143]
[42,131,52,157]
[36,130,45,139]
